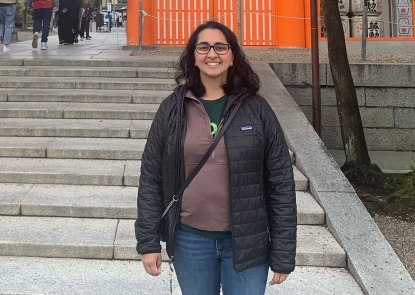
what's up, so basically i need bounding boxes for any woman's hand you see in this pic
[269,272,289,285]
[142,253,162,276]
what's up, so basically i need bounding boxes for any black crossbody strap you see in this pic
[162,99,244,218]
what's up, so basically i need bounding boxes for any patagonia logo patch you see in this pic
[241,126,252,131]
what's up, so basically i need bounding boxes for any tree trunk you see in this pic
[321,0,372,170]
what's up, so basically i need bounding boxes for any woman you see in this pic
[57,0,82,44]
[80,0,92,41]
[135,21,297,295]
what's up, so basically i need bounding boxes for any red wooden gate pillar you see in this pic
[276,1,306,48]
[126,0,153,46]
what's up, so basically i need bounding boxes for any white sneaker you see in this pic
[32,33,39,48]
[41,42,48,50]
[3,45,11,53]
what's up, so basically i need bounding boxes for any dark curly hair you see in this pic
[175,21,260,97]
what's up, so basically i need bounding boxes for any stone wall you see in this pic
[270,63,415,151]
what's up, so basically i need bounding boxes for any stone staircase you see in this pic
[0,60,362,294]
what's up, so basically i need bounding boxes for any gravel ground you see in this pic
[11,30,415,280]
[373,215,415,279]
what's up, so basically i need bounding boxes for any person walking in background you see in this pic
[105,11,111,29]
[27,0,59,50]
[0,0,24,52]
[135,21,297,295]
[57,0,82,45]
[79,0,91,41]
[117,15,122,27]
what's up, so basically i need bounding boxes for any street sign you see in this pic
[107,3,112,12]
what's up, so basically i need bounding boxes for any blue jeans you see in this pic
[0,4,16,45]
[173,228,269,295]
[33,8,53,43]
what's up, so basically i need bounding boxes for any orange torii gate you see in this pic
[126,0,312,48]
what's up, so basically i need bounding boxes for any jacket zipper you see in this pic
[195,99,220,160]
[224,128,237,271]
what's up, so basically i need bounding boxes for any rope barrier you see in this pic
[139,9,414,27]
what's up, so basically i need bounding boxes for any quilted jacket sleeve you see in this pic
[261,98,297,274]
[135,99,168,255]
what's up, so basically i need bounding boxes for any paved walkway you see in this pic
[2,28,159,61]
[330,150,415,173]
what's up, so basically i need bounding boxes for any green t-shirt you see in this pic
[197,94,229,136]
[180,94,232,240]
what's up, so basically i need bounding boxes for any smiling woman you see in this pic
[192,29,234,94]
[135,21,297,295]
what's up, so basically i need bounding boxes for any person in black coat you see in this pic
[135,21,297,295]
[57,0,82,44]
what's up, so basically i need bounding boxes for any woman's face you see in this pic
[194,29,234,84]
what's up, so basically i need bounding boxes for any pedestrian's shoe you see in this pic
[3,45,11,53]
[74,35,78,43]
[59,40,64,45]
[41,42,48,50]
[80,37,84,41]
[32,33,39,48]
[86,36,92,40]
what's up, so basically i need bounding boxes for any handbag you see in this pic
[159,98,244,240]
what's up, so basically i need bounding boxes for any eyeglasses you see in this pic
[195,43,231,55]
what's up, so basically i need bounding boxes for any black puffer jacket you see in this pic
[135,85,297,274]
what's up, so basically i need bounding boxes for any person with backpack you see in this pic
[27,0,59,50]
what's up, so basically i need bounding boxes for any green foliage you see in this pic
[410,157,415,173]
[93,0,101,8]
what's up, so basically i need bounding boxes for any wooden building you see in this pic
[126,0,415,49]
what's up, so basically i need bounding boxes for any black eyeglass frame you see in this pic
[194,42,231,55]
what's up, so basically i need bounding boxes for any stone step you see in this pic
[0,118,151,138]
[0,137,146,159]
[0,66,176,79]
[0,102,159,119]
[0,158,308,190]
[0,137,294,162]
[0,158,126,186]
[3,88,170,104]
[20,58,177,68]
[0,257,364,295]
[0,215,345,267]
[0,76,177,91]
[0,184,323,224]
